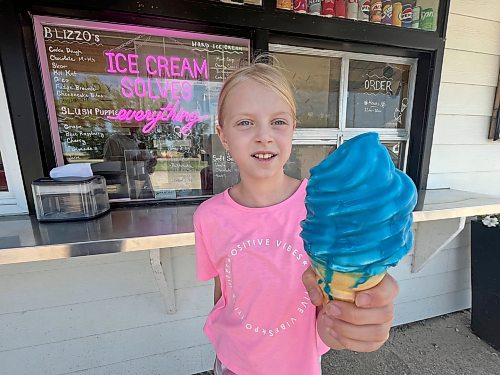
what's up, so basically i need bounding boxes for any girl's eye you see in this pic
[272,119,288,126]
[237,120,252,127]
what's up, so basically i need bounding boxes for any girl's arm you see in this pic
[214,276,222,305]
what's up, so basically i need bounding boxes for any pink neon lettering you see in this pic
[128,54,139,74]
[181,58,194,79]
[105,52,208,80]
[104,52,117,73]
[157,56,169,78]
[170,56,180,77]
[145,55,157,75]
[193,59,208,80]
[135,79,147,97]
[119,77,193,101]
[115,53,128,74]
[107,101,209,135]
[171,80,181,99]
[120,77,134,98]
[147,79,160,100]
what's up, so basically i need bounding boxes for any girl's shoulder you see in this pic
[193,191,226,222]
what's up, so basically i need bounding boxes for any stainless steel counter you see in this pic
[413,189,500,222]
[1,188,500,265]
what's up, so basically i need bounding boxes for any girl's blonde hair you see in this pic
[217,60,297,127]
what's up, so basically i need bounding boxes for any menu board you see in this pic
[33,16,250,166]
[346,60,411,129]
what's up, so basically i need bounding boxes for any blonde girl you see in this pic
[194,61,399,375]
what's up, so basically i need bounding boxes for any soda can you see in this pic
[392,1,402,27]
[347,0,358,20]
[335,0,346,17]
[358,0,370,21]
[321,0,336,16]
[401,1,413,28]
[370,0,382,23]
[277,0,294,10]
[308,0,322,14]
[381,0,392,25]
[412,6,421,28]
[294,0,307,13]
[420,8,435,31]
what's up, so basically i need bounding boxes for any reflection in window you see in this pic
[273,53,341,128]
[35,18,249,201]
[346,61,410,129]
[285,145,336,180]
[0,151,7,191]
[382,141,406,170]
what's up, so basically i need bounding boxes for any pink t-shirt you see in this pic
[194,179,329,375]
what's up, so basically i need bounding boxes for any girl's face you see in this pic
[217,79,295,183]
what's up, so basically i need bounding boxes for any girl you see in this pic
[194,62,398,375]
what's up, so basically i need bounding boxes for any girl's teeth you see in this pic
[256,154,273,159]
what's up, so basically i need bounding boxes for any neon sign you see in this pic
[105,52,209,135]
[107,100,209,135]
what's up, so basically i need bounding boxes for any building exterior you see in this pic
[0,1,499,374]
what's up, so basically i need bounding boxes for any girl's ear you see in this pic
[216,125,229,151]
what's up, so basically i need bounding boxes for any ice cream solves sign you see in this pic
[103,52,209,135]
[33,16,249,165]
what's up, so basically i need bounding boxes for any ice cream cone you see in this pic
[313,261,386,303]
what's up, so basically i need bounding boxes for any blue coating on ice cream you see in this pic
[300,132,418,288]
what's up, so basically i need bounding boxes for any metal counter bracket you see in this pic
[149,248,176,314]
[411,217,466,273]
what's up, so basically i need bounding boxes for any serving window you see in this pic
[33,16,249,201]
[271,44,416,172]
[33,16,416,203]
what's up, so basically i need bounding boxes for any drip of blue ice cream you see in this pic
[300,132,418,290]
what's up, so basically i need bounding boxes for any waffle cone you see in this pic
[313,262,386,303]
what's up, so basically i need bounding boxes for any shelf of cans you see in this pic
[276,0,437,32]
[219,0,263,5]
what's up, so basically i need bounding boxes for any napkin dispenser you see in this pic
[32,176,110,222]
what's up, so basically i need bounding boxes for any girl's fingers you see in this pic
[325,300,395,325]
[325,315,392,343]
[302,266,323,306]
[355,273,399,308]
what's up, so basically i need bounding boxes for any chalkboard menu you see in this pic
[346,60,411,129]
[33,16,249,199]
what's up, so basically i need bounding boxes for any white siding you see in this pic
[0,249,215,375]
[428,3,500,192]
[417,0,500,332]
[392,224,472,325]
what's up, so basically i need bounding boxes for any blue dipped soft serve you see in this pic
[300,132,418,303]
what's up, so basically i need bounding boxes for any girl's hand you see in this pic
[302,267,399,352]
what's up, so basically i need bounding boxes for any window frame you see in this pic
[0,65,28,215]
[270,43,417,172]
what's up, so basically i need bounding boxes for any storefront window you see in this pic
[382,141,406,170]
[273,52,341,128]
[33,16,249,201]
[271,44,415,177]
[346,60,411,129]
[285,144,336,179]
[0,152,8,192]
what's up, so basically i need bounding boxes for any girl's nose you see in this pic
[254,123,273,143]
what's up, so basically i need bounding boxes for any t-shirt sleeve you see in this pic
[193,212,218,281]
